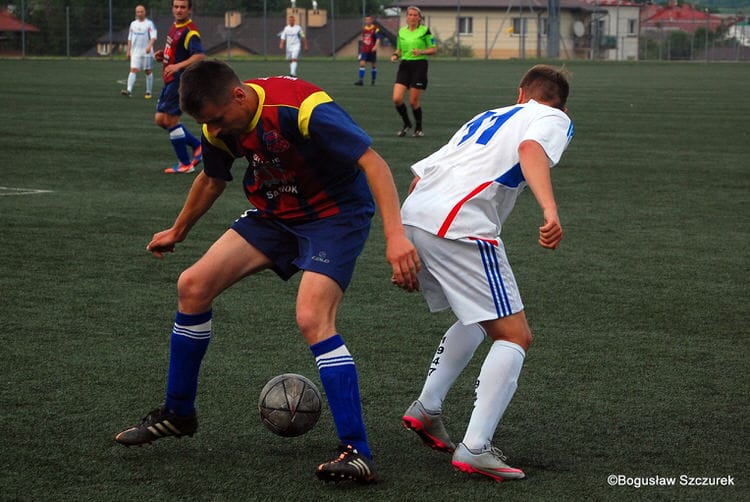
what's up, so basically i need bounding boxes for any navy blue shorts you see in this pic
[230,208,373,291]
[156,80,181,116]
[358,51,377,64]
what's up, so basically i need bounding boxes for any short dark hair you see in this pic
[179,60,242,116]
[519,65,570,110]
[174,0,193,8]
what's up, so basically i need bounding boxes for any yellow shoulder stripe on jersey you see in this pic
[201,125,232,155]
[184,30,200,50]
[298,91,333,138]
[246,83,265,133]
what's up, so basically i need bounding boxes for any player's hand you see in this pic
[387,235,421,292]
[146,228,182,259]
[538,217,562,250]
[154,50,164,62]
[163,64,176,79]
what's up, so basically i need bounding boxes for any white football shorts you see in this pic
[130,52,154,71]
[286,46,301,60]
[406,225,524,324]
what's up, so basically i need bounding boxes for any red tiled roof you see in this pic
[641,4,724,33]
[0,10,40,32]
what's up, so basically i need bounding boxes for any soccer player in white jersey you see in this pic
[399,65,574,482]
[121,5,157,98]
[279,15,308,77]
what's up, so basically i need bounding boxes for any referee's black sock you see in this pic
[412,107,423,130]
[396,103,412,127]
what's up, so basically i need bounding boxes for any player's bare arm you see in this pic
[518,139,562,250]
[164,52,205,79]
[147,171,227,258]
[357,148,421,292]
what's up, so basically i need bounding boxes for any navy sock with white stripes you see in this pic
[164,310,212,417]
[311,334,372,459]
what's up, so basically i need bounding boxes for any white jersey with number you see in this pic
[128,18,157,56]
[401,100,573,241]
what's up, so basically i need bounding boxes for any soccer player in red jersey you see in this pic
[153,0,204,174]
[114,60,421,484]
[354,15,380,86]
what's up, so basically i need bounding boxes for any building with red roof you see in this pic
[0,8,40,55]
[640,2,723,34]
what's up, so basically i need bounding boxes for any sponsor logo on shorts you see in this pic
[312,251,331,264]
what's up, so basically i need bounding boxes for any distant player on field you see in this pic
[390,6,436,138]
[399,64,574,482]
[354,15,380,86]
[279,15,308,77]
[154,0,204,174]
[121,5,157,99]
[113,60,421,484]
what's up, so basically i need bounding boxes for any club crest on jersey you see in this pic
[263,130,290,154]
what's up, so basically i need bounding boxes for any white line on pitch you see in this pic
[0,186,54,196]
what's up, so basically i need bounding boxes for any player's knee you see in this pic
[176,269,211,310]
[295,307,330,344]
[295,307,317,336]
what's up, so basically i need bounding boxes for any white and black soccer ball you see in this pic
[258,373,322,437]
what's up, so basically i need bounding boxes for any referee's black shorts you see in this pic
[395,59,429,90]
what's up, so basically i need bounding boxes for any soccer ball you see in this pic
[258,373,322,437]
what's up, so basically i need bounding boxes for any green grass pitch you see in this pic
[0,58,748,500]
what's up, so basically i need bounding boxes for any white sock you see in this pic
[462,340,526,451]
[290,61,298,76]
[146,73,153,94]
[417,321,486,412]
[127,72,136,93]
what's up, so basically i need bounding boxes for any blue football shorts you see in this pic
[230,208,373,291]
[156,80,181,116]
[358,51,377,63]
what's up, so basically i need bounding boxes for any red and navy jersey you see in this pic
[202,77,374,221]
[162,19,203,83]
[360,24,380,53]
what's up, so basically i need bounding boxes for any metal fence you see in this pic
[3,4,749,62]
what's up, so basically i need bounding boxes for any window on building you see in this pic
[512,17,528,35]
[628,19,637,36]
[458,16,473,35]
[539,17,549,37]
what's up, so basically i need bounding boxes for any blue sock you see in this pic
[165,310,212,416]
[371,68,377,82]
[311,334,371,459]
[183,126,201,149]
[358,67,365,81]
[168,125,192,165]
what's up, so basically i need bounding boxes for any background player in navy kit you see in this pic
[114,60,421,485]
[399,64,573,482]
[154,0,204,174]
[354,15,380,86]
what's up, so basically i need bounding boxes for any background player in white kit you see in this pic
[279,15,308,77]
[121,5,157,98]
[398,64,574,482]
